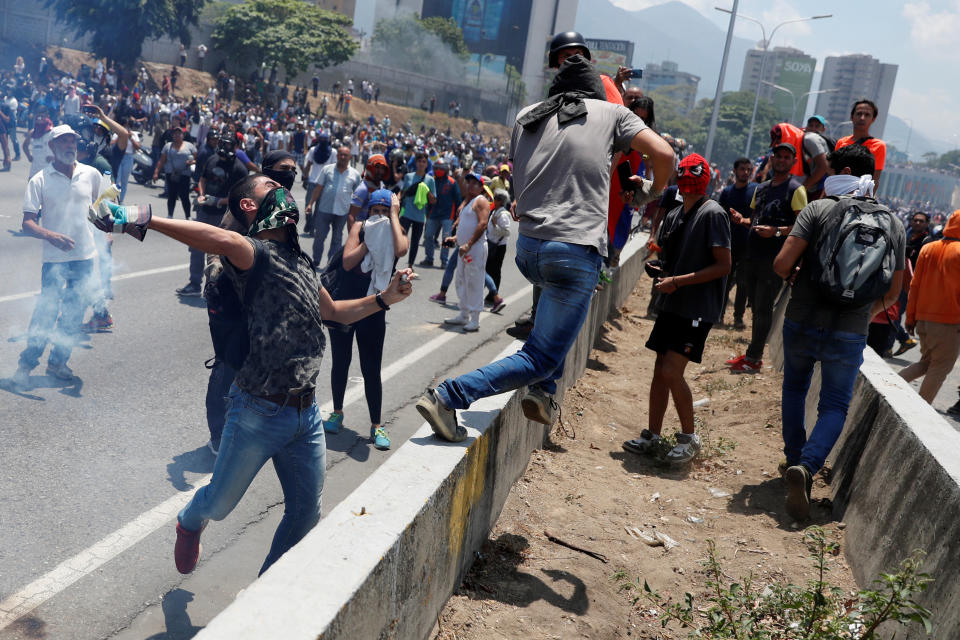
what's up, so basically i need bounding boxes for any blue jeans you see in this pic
[312,211,347,267]
[19,259,96,369]
[436,235,601,409]
[179,383,326,575]
[205,360,236,448]
[781,318,865,474]
[424,217,453,264]
[440,250,497,295]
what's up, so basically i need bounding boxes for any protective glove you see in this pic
[88,200,152,241]
[628,177,661,209]
[196,194,218,207]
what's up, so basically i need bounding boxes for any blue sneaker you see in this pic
[323,411,343,434]
[371,425,390,450]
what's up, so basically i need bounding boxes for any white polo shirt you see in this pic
[23,163,110,264]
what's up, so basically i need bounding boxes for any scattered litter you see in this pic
[351,506,368,516]
[762,471,772,477]
[736,469,743,475]
[708,487,731,498]
[654,531,680,550]
[594,466,603,470]
[589,443,600,450]
[838,522,847,530]
[625,527,679,551]
[686,516,704,524]
[545,530,608,563]
[693,398,710,407]
[650,492,660,502]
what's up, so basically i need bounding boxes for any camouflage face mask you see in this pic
[247,187,300,237]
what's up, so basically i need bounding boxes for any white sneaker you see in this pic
[462,319,480,332]
[443,315,468,326]
[666,432,702,466]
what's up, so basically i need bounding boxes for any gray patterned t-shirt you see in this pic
[226,238,326,395]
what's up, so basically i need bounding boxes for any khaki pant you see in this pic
[899,321,960,403]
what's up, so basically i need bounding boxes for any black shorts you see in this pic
[645,311,712,363]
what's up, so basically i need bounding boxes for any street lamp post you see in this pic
[703,0,739,163]
[716,8,832,157]
[761,81,839,123]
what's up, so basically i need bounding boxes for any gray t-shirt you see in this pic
[785,197,906,335]
[161,141,196,177]
[654,198,732,323]
[511,98,647,257]
[226,238,326,395]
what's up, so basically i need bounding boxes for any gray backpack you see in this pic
[811,196,896,305]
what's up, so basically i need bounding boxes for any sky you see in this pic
[609,0,960,151]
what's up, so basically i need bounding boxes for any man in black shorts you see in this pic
[624,153,731,465]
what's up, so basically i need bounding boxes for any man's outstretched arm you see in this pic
[148,217,256,270]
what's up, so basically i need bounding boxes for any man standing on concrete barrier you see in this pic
[623,153,731,465]
[415,52,674,442]
[772,144,905,521]
[898,210,960,404]
[89,173,414,575]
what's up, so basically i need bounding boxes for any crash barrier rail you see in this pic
[769,292,960,639]
[196,233,651,639]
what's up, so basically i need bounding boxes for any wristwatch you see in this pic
[775,227,782,237]
[375,292,390,311]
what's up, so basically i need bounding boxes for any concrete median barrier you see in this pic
[196,234,650,639]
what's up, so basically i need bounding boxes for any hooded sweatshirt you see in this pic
[906,211,960,325]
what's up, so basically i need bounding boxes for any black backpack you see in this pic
[206,257,267,370]
[810,195,897,306]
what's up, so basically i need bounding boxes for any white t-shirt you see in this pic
[23,163,110,264]
[306,145,335,183]
[28,132,54,178]
[63,94,80,116]
[456,195,487,254]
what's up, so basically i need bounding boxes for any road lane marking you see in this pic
[0,264,188,304]
[0,282,532,629]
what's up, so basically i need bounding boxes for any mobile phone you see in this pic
[616,162,636,190]
[83,105,98,114]
[629,68,643,79]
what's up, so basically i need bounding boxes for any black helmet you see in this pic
[548,31,591,68]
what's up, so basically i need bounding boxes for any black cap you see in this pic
[772,142,797,155]
[548,31,591,68]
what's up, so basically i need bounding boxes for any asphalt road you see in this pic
[0,153,536,639]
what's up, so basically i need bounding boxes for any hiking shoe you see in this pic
[463,319,480,332]
[207,440,220,456]
[506,323,533,340]
[323,411,343,434]
[732,319,746,330]
[176,282,202,297]
[665,432,701,466]
[784,465,813,521]
[419,259,435,267]
[371,426,391,450]
[490,298,507,314]
[174,522,205,574]
[894,338,918,356]
[415,388,466,442]
[521,386,559,425]
[46,362,74,380]
[12,365,31,390]
[429,292,447,304]
[82,311,114,332]
[443,315,468,326]
[730,358,762,374]
[725,354,746,366]
[947,399,960,417]
[622,429,661,456]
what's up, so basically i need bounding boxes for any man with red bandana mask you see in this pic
[347,154,391,228]
[624,153,732,466]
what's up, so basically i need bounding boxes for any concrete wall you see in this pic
[195,235,648,639]
[769,291,960,638]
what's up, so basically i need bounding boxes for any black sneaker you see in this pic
[521,387,558,425]
[176,283,202,297]
[419,259,435,267]
[784,465,813,521]
[947,399,960,417]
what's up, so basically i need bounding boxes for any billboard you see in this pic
[773,56,815,122]
[584,39,635,78]
[421,0,534,71]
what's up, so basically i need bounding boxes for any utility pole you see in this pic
[704,0,738,162]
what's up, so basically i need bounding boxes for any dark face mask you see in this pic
[263,167,296,190]
[248,187,300,237]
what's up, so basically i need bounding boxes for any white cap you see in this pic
[50,124,79,140]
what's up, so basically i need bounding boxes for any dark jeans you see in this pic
[205,360,236,447]
[399,217,423,267]
[329,310,386,425]
[166,174,192,218]
[744,259,783,361]
[486,241,507,291]
[721,256,750,323]
[781,318,865,473]
[189,209,224,286]
[312,211,347,267]
[19,259,96,369]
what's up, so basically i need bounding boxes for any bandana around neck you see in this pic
[824,174,875,198]
[247,187,300,237]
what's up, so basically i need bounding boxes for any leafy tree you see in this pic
[420,16,469,60]
[44,0,206,67]
[212,0,357,79]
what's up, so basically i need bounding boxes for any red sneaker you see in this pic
[725,354,746,366]
[730,358,762,374]
[174,522,204,574]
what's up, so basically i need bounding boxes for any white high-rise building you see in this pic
[739,46,816,124]
[814,54,898,139]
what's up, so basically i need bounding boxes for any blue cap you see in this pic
[808,115,826,126]
[369,188,392,209]
[464,172,483,183]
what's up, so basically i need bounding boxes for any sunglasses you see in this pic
[677,164,705,177]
